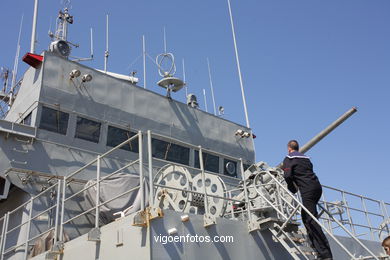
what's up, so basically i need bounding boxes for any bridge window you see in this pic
[39,106,69,135]
[194,151,219,173]
[152,139,190,165]
[75,116,101,143]
[106,126,138,153]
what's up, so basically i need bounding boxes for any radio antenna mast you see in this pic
[143,35,146,89]
[203,89,208,112]
[90,28,94,59]
[163,27,167,54]
[207,58,217,116]
[10,14,24,105]
[227,0,250,128]
[182,59,188,98]
[30,0,39,53]
[104,14,109,72]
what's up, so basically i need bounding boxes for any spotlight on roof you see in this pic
[81,74,92,82]
[69,69,81,79]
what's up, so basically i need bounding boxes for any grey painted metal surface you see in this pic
[25,209,386,260]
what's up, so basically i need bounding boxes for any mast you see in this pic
[207,58,217,116]
[104,14,109,73]
[10,14,24,105]
[30,0,39,53]
[143,35,146,89]
[182,59,188,98]
[227,0,250,128]
[203,89,208,112]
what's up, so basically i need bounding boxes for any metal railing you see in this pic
[320,185,390,242]
[0,129,388,259]
[0,181,61,260]
[253,170,380,260]
[59,131,143,240]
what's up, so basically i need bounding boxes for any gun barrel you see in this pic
[277,106,357,168]
[299,106,357,154]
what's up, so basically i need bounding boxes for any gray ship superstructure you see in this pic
[0,4,389,260]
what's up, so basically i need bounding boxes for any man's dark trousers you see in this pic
[301,186,333,259]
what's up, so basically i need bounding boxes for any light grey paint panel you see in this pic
[5,63,43,123]
[40,52,254,162]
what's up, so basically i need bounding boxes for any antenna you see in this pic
[203,89,208,112]
[182,58,188,98]
[227,0,250,128]
[90,28,94,59]
[1,68,9,93]
[143,35,146,89]
[207,58,217,116]
[104,14,109,73]
[163,26,167,54]
[10,14,24,105]
[68,27,94,62]
[30,0,39,53]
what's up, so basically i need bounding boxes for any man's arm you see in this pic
[282,157,298,194]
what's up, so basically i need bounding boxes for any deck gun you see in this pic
[229,107,357,228]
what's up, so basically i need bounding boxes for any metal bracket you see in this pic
[44,241,64,259]
[203,213,216,227]
[149,207,164,221]
[51,241,64,254]
[132,210,148,227]
[88,227,101,241]
[248,220,260,233]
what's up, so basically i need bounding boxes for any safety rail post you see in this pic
[361,197,374,240]
[147,130,154,207]
[380,200,390,238]
[23,198,33,260]
[265,171,379,260]
[228,191,236,220]
[59,177,67,242]
[138,131,144,211]
[274,182,284,220]
[95,155,101,228]
[0,213,9,260]
[342,191,356,236]
[198,146,209,215]
[320,192,333,234]
[54,180,62,244]
[239,159,251,221]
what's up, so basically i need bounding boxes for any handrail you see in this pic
[0,128,389,260]
[264,171,380,260]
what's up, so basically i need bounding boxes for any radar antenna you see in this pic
[155,28,185,99]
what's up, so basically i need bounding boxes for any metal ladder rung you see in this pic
[269,225,312,260]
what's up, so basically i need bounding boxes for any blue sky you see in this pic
[1,0,389,206]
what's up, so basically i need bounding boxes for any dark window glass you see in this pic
[75,117,101,143]
[22,112,32,125]
[152,138,190,165]
[39,106,69,135]
[224,159,237,177]
[194,151,219,173]
[106,126,138,153]
[0,178,5,194]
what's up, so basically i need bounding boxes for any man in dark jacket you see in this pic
[282,140,333,260]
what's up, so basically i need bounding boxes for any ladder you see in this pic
[269,224,317,260]
[255,169,381,260]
